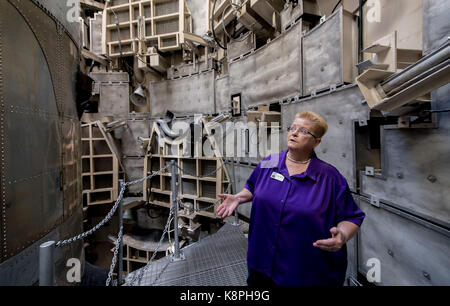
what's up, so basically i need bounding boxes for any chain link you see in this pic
[54,159,229,286]
[126,161,230,285]
[124,164,171,187]
[127,167,230,286]
[55,165,170,247]
[106,225,123,286]
[55,186,125,247]
[126,201,175,286]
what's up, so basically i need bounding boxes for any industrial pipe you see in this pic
[156,120,183,138]
[386,58,450,97]
[381,39,450,94]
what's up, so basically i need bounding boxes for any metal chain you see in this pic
[125,162,231,286]
[55,165,170,247]
[178,201,215,213]
[54,159,228,285]
[106,225,123,286]
[55,186,125,247]
[178,183,231,213]
[124,164,171,187]
[126,201,175,286]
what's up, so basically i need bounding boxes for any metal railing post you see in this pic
[118,180,124,285]
[39,241,55,286]
[170,160,181,259]
[231,141,240,227]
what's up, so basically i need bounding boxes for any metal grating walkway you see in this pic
[124,223,248,286]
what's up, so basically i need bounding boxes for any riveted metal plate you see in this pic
[2,1,63,259]
[0,210,84,285]
[30,0,81,47]
[0,0,5,263]
[62,119,82,219]
[1,1,82,265]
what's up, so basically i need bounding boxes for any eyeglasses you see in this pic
[287,126,318,139]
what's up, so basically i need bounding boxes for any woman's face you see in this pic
[287,118,321,152]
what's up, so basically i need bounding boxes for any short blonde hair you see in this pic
[295,111,328,138]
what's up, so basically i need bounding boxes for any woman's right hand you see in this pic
[217,194,240,218]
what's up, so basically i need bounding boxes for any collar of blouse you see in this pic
[276,149,319,182]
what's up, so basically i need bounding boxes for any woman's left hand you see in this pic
[313,227,346,252]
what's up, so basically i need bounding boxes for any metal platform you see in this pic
[124,223,248,286]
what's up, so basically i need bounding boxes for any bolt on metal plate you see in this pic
[365,166,375,176]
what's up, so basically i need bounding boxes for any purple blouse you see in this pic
[244,149,365,286]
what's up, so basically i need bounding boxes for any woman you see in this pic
[217,111,366,286]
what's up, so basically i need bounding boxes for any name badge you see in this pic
[271,172,285,182]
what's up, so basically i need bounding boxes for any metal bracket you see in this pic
[358,119,368,127]
[365,166,375,176]
[369,195,380,208]
[397,116,410,128]
[170,251,186,262]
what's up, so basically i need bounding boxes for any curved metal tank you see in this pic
[0,0,83,285]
